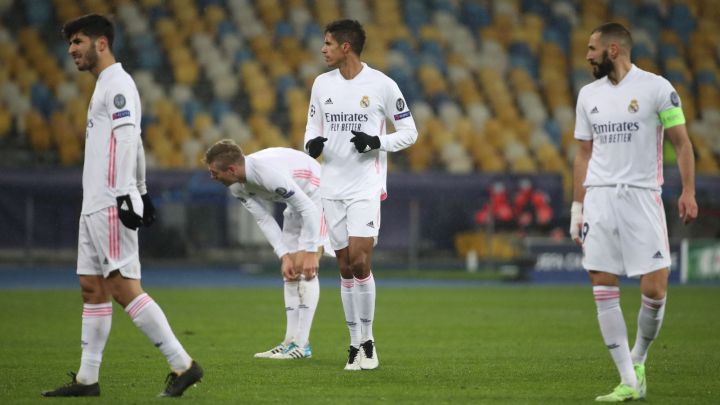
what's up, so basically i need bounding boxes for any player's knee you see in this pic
[79,276,107,303]
[348,256,369,276]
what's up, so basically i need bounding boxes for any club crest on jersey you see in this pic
[670,91,680,107]
[113,94,126,109]
[275,187,295,198]
[396,98,405,111]
[628,99,639,113]
[310,105,315,117]
[360,96,370,108]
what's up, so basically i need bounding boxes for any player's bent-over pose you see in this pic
[205,140,329,360]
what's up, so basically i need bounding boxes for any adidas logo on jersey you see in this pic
[652,251,664,259]
[103,257,109,265]
[366,221,375,228]
[324,98,333,105]
[591,106,599,114]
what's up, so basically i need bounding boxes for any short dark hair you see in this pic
[204,139,245,169]
[62,14,115,49]
[325,19,366,55]
[592,22,633,49]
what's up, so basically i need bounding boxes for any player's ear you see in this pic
[609,42,619,59]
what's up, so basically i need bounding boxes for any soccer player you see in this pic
[570,22,697,402]
[204,139,326,360]
[42,14,202,397]
[304,19,418,370]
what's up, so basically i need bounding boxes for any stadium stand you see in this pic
[0,0,718,261]
[0,0,718,177]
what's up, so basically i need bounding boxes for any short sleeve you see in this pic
[574,87,593,140]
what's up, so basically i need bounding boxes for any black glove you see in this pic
[141,193,156,227]
[306,136,328,158]
[350,130,380,153]
[116,195,143,230]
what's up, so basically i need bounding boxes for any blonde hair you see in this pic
[204,139,245,170]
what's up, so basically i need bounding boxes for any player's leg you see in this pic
[620,188,672,400]
[629,268,668,399]
[335,247,362,369]
[254,270,297,358]
[42,214,110,397]
[583,188,638,401]
[270,252,319,359]
[590,271,640,401]
[348,236,378,370]
[346,196,380,370]
[294,253,320,351]
[100,214,201,397]
[106,273,203,396]
[322,198,362,369]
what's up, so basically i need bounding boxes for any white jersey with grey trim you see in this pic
[304,62,418,200]
[82,63,142,214]
[228,148,322,257]
[574,64,681,190]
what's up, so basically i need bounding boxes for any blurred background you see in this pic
[0,0,719,282]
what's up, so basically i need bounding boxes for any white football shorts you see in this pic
[322,194,381,251]
[581,185,671,277]
[281,192,333,255]
[76,206,141,279]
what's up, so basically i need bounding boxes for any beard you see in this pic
[591,50,614,79]
[77,42,99,72]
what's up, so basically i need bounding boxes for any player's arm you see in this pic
[664,123,698,224]
[350,80,418,153]
[303,79,327,158]
[106,86,143,229]
[239,195,296,279]
[136,139,155,226]
[241,196,289,258]
[257,167,320,278]
[570,90,593,244]
[283,187,322,279]
[571,139,592,244]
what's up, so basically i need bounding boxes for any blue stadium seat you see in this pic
[24,0,52,26]
[31,83,55,119]
[460,1,491,30]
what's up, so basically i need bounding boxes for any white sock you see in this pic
[593,286,637,389]
[76,302,112,385]
[295,276,320,347]
[631,294,666,365]
[340,277,361,347]
[354,273,376,343]
[125,293,192,373]
[283,280,300,345]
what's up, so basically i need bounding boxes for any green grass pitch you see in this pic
[1,285,718,404]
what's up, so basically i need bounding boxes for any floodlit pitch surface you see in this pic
[1,286,718,404]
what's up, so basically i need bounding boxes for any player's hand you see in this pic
[569,201,583,245]
[116,195,143,230]
[306,136,328,158]
[281,254,297,280]
[141,193,156,227]
[678,191,698,225]
[299,251,319,280]
[350,130,380,153]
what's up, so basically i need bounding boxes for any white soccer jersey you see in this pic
[82,63,142,214]
[574,64,682,189]
[304,63,418,200]
[228,148,323,257]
